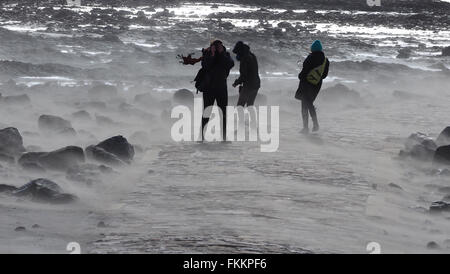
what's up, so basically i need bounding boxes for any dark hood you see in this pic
[232,41,250,56]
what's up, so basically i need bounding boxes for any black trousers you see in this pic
[237,87,259,107]
[202,90,228,140]
[301,97,318,128]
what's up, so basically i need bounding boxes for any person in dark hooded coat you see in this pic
[200,40,234,140]
[297,40,330,133]
[232,41,261,107]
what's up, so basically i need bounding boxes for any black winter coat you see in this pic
[201,50,234,93]
[233,51,260,90]
[298,51,330,102]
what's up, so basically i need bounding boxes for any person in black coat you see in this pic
[297,40,330,133]
[232,41,261,107]
[200,40,234,140]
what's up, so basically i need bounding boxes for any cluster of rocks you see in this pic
[0,178,77,204]
[399,126,450,213]
[0,125,135,204]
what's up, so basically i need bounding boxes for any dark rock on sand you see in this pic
[427,241,441,250]
[96,136,135,162]
[388,183,403,190]
[0,127,26,157]
[85,145,126,166]
[433,145,450,165]
[0,184,18,193]
[38,115,76,136]
[436,126,450,147]
[15,226,26,232]
[173,89,194,104]
[430,201,450,213]
[399,132,437,161]
[72,110,92,121]
[19,146,85,171]
[95,114,117,126]
[13,178,77,204]
[320,84,361,102]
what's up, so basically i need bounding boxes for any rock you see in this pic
[95,114,117,126]
[97,221,106,228]
[436,126,450,147]
[0,184,17,193]
[427,241,441,250]
[429,201,450,213]
[96,136,134,162]
[405,133,437,151]
[173,89,194,105]
[38,115,76,136]
[1,94,31,105]
[85,145,125,166]
[101,34,122,43]
[396,48,412,59]
[32,224,40,229]
[388,183,403,190]
[0,127,25,157]
[19,146,85,171]
[320,84,360,102]
[433,145,450,165]
[442,46,450,57]
[72,110,92,121]
[400,132,437,161]
[13,178,77,204]
[15,226,26,232]
[88,84,118,100]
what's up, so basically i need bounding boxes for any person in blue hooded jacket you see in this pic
[297,40,330,133]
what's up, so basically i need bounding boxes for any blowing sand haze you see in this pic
[0,0,450,257]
